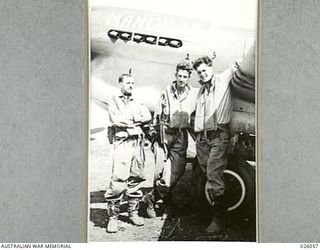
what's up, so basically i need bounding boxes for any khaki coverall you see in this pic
[105,91,151,200]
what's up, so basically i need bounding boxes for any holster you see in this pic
[107,126,115,144]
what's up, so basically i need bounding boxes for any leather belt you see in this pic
[197,124,229,140]
[165,127,187,134]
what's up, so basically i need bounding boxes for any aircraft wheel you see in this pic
[191,156,255,219]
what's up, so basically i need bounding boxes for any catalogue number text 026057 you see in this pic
[300,244,319,249]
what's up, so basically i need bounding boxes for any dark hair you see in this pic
[192,56,213,70]
[118,73,132,83]
[176,62,192,76]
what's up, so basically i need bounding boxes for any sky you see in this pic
[90,0,257,30]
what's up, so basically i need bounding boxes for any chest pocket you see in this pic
[165,88,190,129]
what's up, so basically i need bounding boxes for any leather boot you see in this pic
[142,190,156,218]
[205,195,227,233]
[128,197,144,226]
[106,199,120,233]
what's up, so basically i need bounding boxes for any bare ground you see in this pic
[89,129,256,242]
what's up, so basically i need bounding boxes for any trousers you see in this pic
[154,128,188,197]
[105,136,146,200]
[196,130,230,197]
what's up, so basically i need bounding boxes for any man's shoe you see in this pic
[106,217,118,233]
[142,193,156,218]
[161,206,175,220]
[205,195,227,233]
[129,212,145,226]
[161,196,175,220]
[128,197,145,226]
[106,198,121,233]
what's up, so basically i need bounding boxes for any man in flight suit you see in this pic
[142,62,197,219]
[104,73,152,233]
[192,56,236,233]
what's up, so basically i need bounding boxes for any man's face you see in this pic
[195,63,214,83]
[120,76,134,95]
[175,69,190,89]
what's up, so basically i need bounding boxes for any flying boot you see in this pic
[205,195,227,233]
[106,197,121,233]
[127,195,144,226]
[141,189,158,218]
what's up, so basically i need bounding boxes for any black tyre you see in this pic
[191,156,255,219]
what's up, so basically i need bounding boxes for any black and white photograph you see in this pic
[89,0,257,241]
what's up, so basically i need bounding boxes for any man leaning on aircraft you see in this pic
[104,73,152,233]
[192,56,238,233]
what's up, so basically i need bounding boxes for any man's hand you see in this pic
[115,120,135,128]
[232,58,243,72]
[206,188,216,206]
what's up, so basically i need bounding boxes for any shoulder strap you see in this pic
[164,87,171,112]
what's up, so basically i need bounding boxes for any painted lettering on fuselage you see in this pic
[105,12,205,35]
